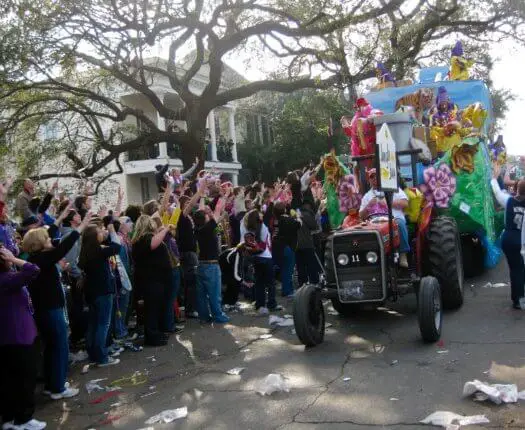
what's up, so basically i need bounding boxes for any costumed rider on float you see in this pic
[358,169,410,268]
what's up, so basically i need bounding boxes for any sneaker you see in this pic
[399,253,409,269]
[258,307,269,316]
[269,305,284,312]
[50,387,79,400]
[43,382,69,396]
[6,419,47,430]
[188,311,199,319]
[109,346,124,356]
[97,357,120,367]
[214,315,230,324]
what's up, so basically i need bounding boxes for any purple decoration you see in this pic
[376,62,395,83]
[420,164,456,209]
[451,41,464,57]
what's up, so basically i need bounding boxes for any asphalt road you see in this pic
[36,261,525,429]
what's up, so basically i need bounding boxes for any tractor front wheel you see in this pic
[418,276,442,343]
[293,284,325,347]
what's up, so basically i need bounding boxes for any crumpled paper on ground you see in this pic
[255,374,290,396]
[421,411,489,429]
[85,379,107,394]
[226,367,245,375]
[463,379,518,404]
[269,315,294,327]
[145,407,188,424]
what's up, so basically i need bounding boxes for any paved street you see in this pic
[37,261,525,429]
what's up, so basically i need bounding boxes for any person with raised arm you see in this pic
[491,162,525,309]
[22,208,92,400]
[193,188,230,323]
[0,247,45,430]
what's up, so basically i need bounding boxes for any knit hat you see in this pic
[451,41,463,57]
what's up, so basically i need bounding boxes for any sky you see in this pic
[490,42,525,155]
[225,41,525,156]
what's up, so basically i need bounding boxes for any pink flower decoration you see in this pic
[337,174,362,213]
[420,164,456,208]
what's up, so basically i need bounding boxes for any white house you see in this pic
[35,56,273,208]
[118,56,244,205]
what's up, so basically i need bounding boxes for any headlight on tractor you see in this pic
[366,251,378,264]
[337,254,349,266]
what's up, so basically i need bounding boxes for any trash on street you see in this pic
[269,315,294,327]
[463,379,518,404]
[85,379,108,394]
[226,367,245,375]
[145,407,188,424]
[255,374,290,396]
[421,411,489,428]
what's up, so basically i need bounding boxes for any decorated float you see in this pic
[327,44,504,277]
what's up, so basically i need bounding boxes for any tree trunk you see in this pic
[182,112,208,175]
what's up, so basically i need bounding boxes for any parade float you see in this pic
[330,44,504,277]
[293,44,504,348]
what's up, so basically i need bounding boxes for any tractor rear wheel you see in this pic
[330,298,361,317]
[293,284,325,347]
[426,216,464,310]
[418,276,442,342]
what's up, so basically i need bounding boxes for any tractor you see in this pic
[293,116,464,347]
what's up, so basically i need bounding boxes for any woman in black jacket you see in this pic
[79,223,122,366]
[22,210,91,400]
[132,215,173,346]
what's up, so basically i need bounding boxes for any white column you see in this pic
[208,110,218,161]
[257,115,264,145]
[232,172,239,186]
[228,107,238,162]
[157,111,168,159]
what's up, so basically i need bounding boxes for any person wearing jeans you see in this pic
[24,209,90,400]
[79,223,121,365]
[194,189,229,323]
[196,263,226,322]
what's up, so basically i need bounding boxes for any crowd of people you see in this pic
[1,154,524,430]
[0,159,329,430]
